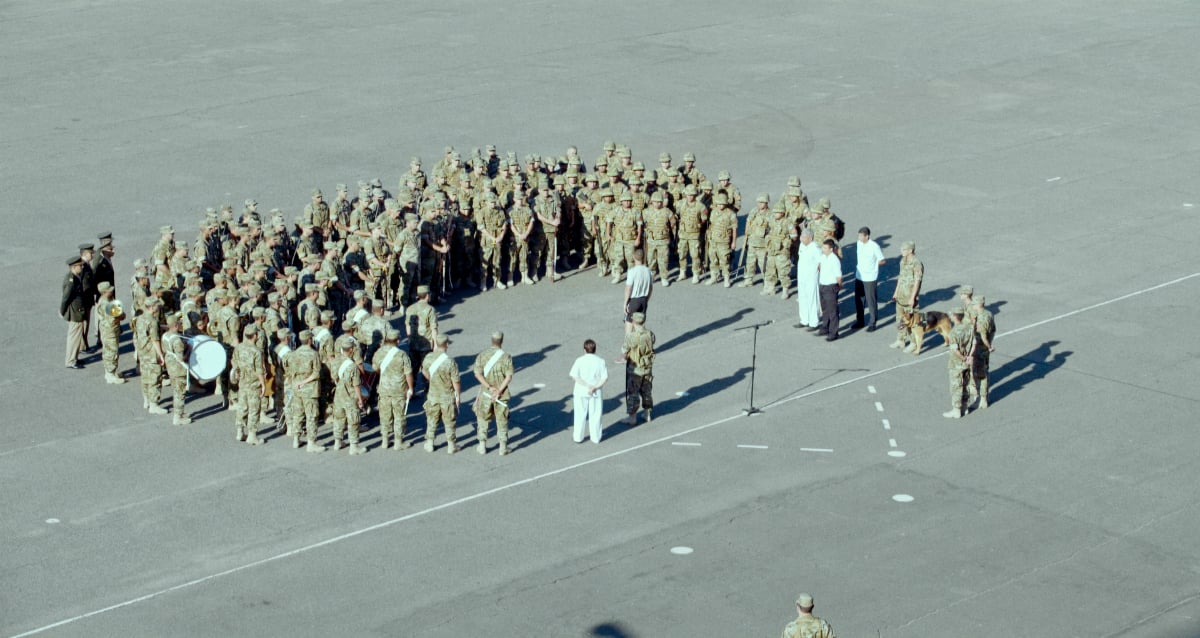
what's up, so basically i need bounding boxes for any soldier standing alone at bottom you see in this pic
[619,312,655,426]
[944,307,976,419]
[781,593,836,638]
[422,334,461,453]
[473,331,514,455]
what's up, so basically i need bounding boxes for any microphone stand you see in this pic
[733,320,772,415]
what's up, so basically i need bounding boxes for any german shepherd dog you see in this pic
[905,309,953,353]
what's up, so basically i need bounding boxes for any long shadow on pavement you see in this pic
[989,340,1071,405]
[655,307,755,354]
[588,622,638,637]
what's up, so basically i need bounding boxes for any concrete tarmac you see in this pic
[2,1,1199,636]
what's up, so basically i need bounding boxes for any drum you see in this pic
[187,335,227,382]
[360,362,378,400]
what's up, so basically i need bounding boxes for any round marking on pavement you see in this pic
[46,518,60,524]
[888,450,907,458]
[532,383,546,389]
[892,494,914,503]
[670,546,694,555]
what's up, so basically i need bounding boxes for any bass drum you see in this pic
[188,335,228,382]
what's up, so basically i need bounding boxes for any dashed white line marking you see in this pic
[532,383,546,389]
[867,385,876,394]
[888,451,907,458]
[45,518,60,525]
[1185,203,1195,208]
[1046,176,1062,182]
[882,419,891,430]
[893,494,915,503]
[737,445,769,450]
[888,439,897,448]
[800,448,833,453]
[670,546,694,555]
[671,442,702,447]
[875,402,884,412]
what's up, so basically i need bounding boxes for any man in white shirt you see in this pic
[793,229,821,330]
[853,226,886,332]
[623,248,653,334]
[816,239,843,341]
[569,339,609,443]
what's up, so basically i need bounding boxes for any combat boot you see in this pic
[691,274,699,284]
[760,285,773,296]
[643,408,652,424]
[378,432,391,450]
[423,439,435,452]
[477,441,487,455]
[705,274,716,286]
[978,380,990,409]
[235,426,246,442]
[348,442,367,455]
[305,440,325,453]
[738,278,753,288]
[903,342,918,354]
[246,429,263,445]
[624,413,638,426]
[889,337,905,349]
[148,403,168,415]
[724,275,731,288]
[331,437,344,451]
[291,434,301,449]
[610,273,621,284]
[173,414,192,426]
[942,408,962,419]
[660,275,670,288]
[143,395,149,410]
[499,445,510,456]
[446,441,458,455]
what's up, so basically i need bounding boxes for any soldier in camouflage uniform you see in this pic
[608,192,643,284]
[781,593,836,638]
[739,195,771,287]
[890,241,924,353]
[161,312,192,425]
[762,202,798,298]
[534,184,562,281]
[232,324,266,444]
[641,192,675,286]
[508,196,536,285]
[96,282,126,384]
[476,195,508,291]
[373,329,414,451]
[944,307,976,419]
[405,285,438,393]
[421,334,461,454]
[472,331,514,455]
[330,340,368,454]
[675,185,707,283]
[620,312,656,426]
[969,295,996,409]
[288,329,325,452]
[134,296,168,415]
[706,193,738,287]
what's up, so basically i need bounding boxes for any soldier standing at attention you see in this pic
[289,330,325,452]
[969,296,996,409]
[233,324,267,444]
[161,312,192,425]
[134,297,168,415]
[508,196,536,286]
[619,312,655,426]
[373,329,414,451]
[61,255,88,369]
[472,331,514,455]
[781,593,836,638]
[422,334,461,454]
[890,241,924,352]
[762,202,797,298]
[641,192,674,286]
[608,192,643,284]
[944,307,976,419]
[476,195,508,291]
[405,285,438,393]
[330,340,368,455]
[705,193,737,287]
[675,186,707,283]
[534,184,563,281]
[740,194,771,287]
[95,282,126,384]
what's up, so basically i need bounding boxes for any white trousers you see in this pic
[796,273,820,327]
[573,393,603,443]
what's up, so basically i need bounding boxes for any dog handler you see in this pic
[889,240,923,352]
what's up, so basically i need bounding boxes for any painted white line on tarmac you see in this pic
[15,272,1200,638]
[800,448,834,453]
[888,450,907,458]
[737,444,769,450]
[670,546,694,555]
[889,439,898,448]
[671,442,702,447]
[893,494,915,503]
[882,419,891,430]
[875,402,884,412]
[867,385,876,394]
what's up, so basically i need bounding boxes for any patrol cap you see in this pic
[787,187,803,197]
[299,329,313,341]
[619,192,633,202]
[320,309,335,321]
[901,240,916,252]
[485,144,496,152]
[818,197,830,209]
[606,165,620,176]
[372,188,385,198]
[97,281,113,293]
[585,173,598,183]
[956,285,974,295]
[949,306,965,316]
[594,155,608,166]
[603,140,616,151]
[336,183,348,192]
[632,161,645,171]
[714,193,729,205]
[144,296,162,308]
[491,331,504,341]
[628,176,643,186]
[772,201,785,213]
[398,191,415,204]
[787,176,801,187]
[600,188,613,198]
[683,152,696,162]
[796,593,814,607]
[322,241,337,251]
[385,198,400,211]
[165,311,182,325]
[553,175,566,186]
[973,295,986,305]
[718,170,731,180]
[684,185,698,196]
[250,307,265,319]
[160,225,175,234]
[243,324,258,337]
[245,199,257,207]
[617,147,631,158]
[305,283,319,293]
[341,319,355,331]
[631,311,645,323]
[410,156,422,165]
[417,284,430,295]
[353,290,366,299]
[700,180,713,191]
[444,145,455,154]
[650,191,664,202]
[658,151,671,162]
[311,188,323,197]
[267,292,280,303]
[384,329,400,341]
[435,333,450,346]
[756,193,769,204]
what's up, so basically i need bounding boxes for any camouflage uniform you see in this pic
[740,202,771,286]
[675,191,708,282]
[622,319,656,422]
[287,340,323,450]
[508,201,536,284]
[781,615,835,638]
[97,292,125,382]
[373,340,413,450]
[161,326,191,423]
[945,312,976,418]
[970,301,996,408]
[892,244,924,351]
[477,199,507,289]
[706,198,738,285]
[762,208,797,297]
[232,335,265,443]
[330,352,366,453]
[641,196,674,283]
[421,346,460,452]
[473,342,513,454]
[133,309,165,413]
[405,295,437,385]
[608,198,642,282]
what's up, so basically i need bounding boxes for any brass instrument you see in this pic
[106,299,125,318]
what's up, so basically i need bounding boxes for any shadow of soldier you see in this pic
[603,366,752,440]
[655,307,755,354]
[988,340,1072,405]
[495,386,572,452]
[588,621,639,637]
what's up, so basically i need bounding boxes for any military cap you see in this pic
[460,199,473,210]
[299,329,313,341]
[266,292,280,304]
[491,330,505,342]
[244,198,257,207]
[320,309,334,321]
[901,241,916,252]
[818,197,831,209]
[683,152,696,162]
[333,182,347,192]
[398,191,415,204]
[956,285,974,295]
[973,295,986,305]
[617,148,631,158]
[243,324,258,337]
[322,241,337,251]
[410,156,422,165]
[714,193,729,205]
[594,155,609,166]
[384,198,400,212]
[585,173,599,183]
[684,185,698,196]
[370,298,384,308]
[221,259,236,269]
[756,194,769,204]
[185,285,203,297]
[718,170,731,180]
[443,145,455,154]
[97,230,112,241]
[67,255,83,267]
[163,311,182,325]
[353,290,366,299]
[305,283,319,294]
[650,192,664,202]
[603,140,616,151]
[949,306,965,316]
[417,284,430,295]
[787,187,803,197]
[600,188,614,198]
[553,175,566,186]
[606,165,620,176]
[159,225,175,235]
[144,296,162,308]
[619,192,633,202]
[341,319,355,331]
[485,144,497,152]
[435,333,450,346]
[245,219,261,228]
[311,188,323,197]
[346,235,361,245]
[283,266,298,276]
[211,271,225,282]
[796,594,814,607]
[658,152,671,163]
[77,242,95,253]
[384,329,400,341]
[97,281,113,293]
[701,180,713,191]
[250,307,265,319]
[632,161,645,171]
[631,311,645,323]
[369,178,383,188]
[372,188,385,199]
[787,176,801,187]
[628,176,643,186]
[528,153,541,163]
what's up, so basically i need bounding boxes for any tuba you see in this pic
[106,299,125,318]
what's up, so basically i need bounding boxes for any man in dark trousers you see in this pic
[61,255,88,369]
[816,239,843,341]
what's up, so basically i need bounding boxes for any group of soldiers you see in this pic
[942,285,996,418]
